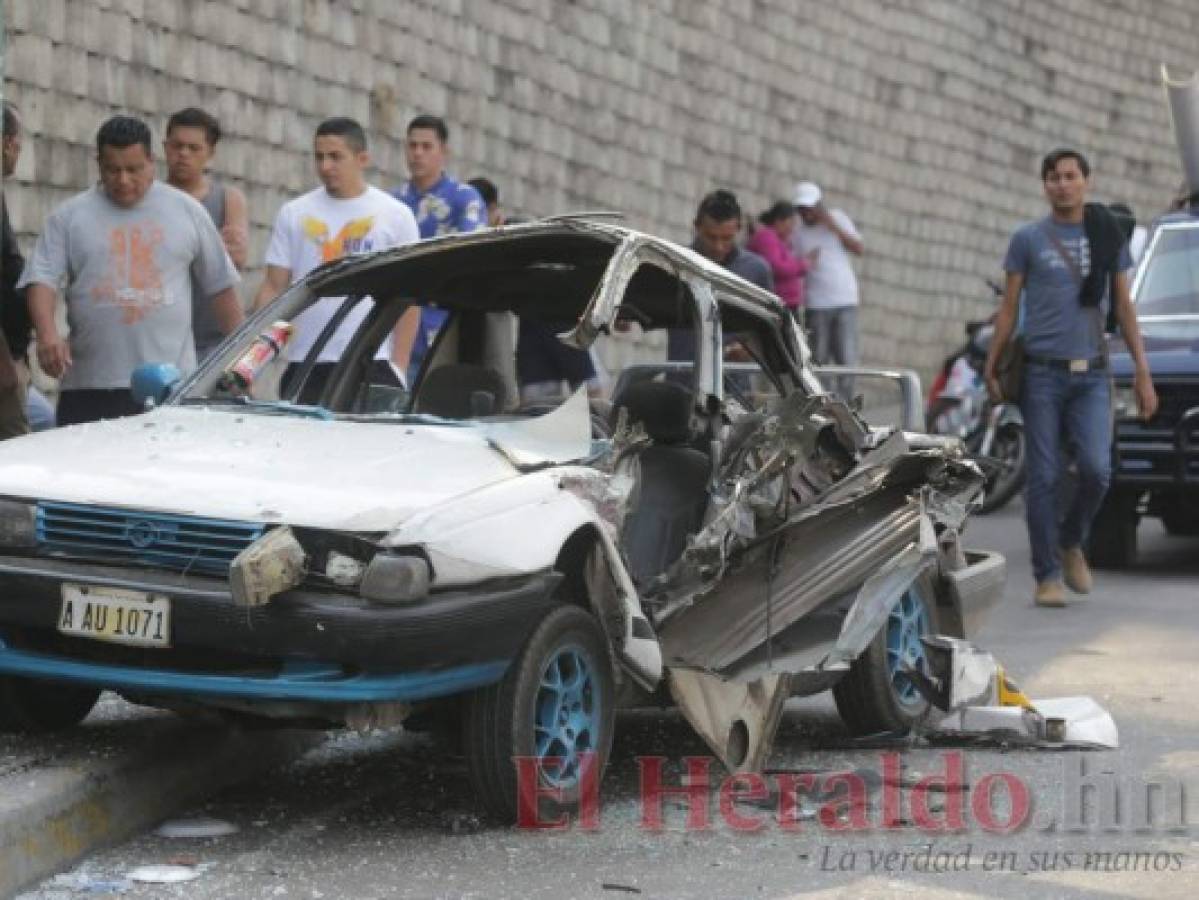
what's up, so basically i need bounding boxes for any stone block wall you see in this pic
[3,0,1196,379]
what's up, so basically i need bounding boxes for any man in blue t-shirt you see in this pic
[393,115,485,381]
[984,148,1157,608]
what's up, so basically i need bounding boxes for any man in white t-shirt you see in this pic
[254,117,419,402]
[789,181,864,398]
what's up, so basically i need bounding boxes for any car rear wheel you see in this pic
[833,576,937,736]
[462,604,615,823]
[0,677,101,732]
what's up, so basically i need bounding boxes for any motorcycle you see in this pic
[926,299,1026,515]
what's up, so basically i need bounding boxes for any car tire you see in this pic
[1161,504,1199,536]
[0,677,101,733]
[462,604,615,823]
[1087,489,1138,568]
[833,575,938,736]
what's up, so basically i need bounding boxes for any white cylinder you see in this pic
[1163,65,1199,197]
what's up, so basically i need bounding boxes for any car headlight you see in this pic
[360,553,431,604]
[1112,384,1138,421]
[0,500,36,548]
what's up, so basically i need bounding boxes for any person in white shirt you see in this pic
[254,117,419,403]
[789,181,864,398]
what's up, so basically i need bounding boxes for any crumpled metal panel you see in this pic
[653,388,986,770]
[482,386,594,469]
[658,482,922,675]
[668,668,792,773]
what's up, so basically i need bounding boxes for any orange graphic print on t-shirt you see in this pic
[91,224,166,324]
[301,215,377,262]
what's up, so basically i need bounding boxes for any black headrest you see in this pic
[416,364,507,419]
[612,380,694,444]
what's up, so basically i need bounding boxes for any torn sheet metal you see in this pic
[667,668,792,772]
[483,387,595,469]
[917,637,1119,749]
[639,387,992,775]
[822,542,936,671]
[651,386,985,677]
[916,635,1008,711]
[557,468,637,540]
[1032,697,1120,748]
[658,483,923,677]
[934,698,1119,750]
[651,399,981,621]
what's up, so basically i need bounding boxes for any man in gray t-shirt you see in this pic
[984,148,1156,608]
[20,116,241,426]
[1003,218,1129,360]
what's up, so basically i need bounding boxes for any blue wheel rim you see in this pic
[886,587,931,708]
[533,644,599,789]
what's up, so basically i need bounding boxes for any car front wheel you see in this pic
[0,677,101,733]
[463,604,615,823]
[833,576,937,736]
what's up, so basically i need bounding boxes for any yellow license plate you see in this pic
[58,584,171,648]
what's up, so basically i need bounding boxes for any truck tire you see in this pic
[1087,489,1139,568]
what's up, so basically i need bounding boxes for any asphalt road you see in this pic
[13,503,1199,900]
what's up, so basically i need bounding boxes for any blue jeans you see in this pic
[1020,364,1112,582]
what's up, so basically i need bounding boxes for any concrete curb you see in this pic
[0,723,319,898]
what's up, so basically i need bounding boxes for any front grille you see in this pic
[36,502,264,575]
[1149,383,1199,427]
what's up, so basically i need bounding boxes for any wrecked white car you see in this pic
[0,220,1003,821]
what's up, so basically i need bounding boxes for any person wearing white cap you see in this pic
[789,181,864,396]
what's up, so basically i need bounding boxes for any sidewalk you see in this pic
[0,695,317,898]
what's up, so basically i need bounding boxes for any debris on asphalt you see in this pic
[934,696,1119,749]
[126,864,204,884]
[441,811,483,834]
[601,882,643,893]
[46,871,133,895]
[154,816,240,838]
[914,636,1120,748]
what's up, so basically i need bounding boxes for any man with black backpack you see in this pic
[1,101,32,440]
[984,148,1157,608]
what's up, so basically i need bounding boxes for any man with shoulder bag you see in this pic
[984,148,1157,608]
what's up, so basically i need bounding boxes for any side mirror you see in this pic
[130,363,182,410]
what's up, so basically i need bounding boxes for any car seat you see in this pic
[415,363,508,419]
[611,380,711,587]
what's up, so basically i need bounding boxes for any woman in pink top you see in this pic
[747,201,810,315]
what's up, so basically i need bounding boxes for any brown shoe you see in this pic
[1061,546,1093,594]
[1035,580,1067,607]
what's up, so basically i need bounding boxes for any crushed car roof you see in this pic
[301,217,789,316]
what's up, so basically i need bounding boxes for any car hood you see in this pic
[1109,329,1199,379]
[0,406,545,532]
